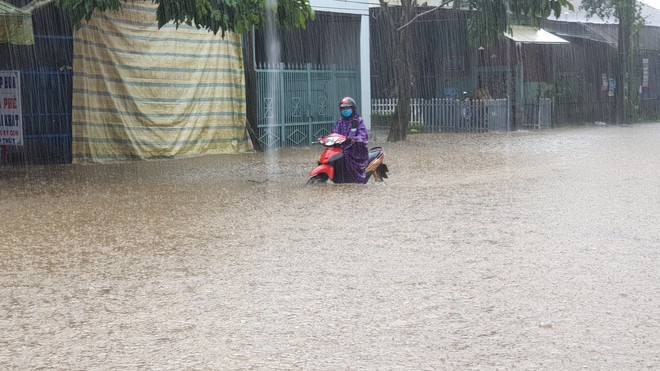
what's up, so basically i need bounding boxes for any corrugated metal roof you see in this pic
[543,20,660,50]
[552,0,660,26]
[0,0,30,16]
[504,25,570,44]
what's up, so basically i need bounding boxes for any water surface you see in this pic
[1,124,659,369]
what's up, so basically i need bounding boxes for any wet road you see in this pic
[1,124,659,369]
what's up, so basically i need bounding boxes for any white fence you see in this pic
[372,98,509,132]
[371,98,398,115]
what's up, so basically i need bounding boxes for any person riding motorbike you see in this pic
[332,97,369,183]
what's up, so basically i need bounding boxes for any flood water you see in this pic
[1,124,659,369]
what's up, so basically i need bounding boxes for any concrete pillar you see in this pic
[360,14,371,130]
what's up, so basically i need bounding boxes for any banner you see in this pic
[642,58,649,88]
[72,3,252,163]
[608,78,616,97]
[0,70,22,146]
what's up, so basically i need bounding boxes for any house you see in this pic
[0,1,72,164]
[2,0,374,163]
[369,1,660,129]
[543,0,660,122]
[369,6,569,131]
[245,0,372,148]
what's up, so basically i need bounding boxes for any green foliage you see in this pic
[371,112,394,131]
[554,78,581,103]
[55,0,123,29]
[407,123,425,134]
[371,112,394,119]
[457,0,574,47]
[462,0,508,48]
[581,0,643,124]
[580,0,642,24]
[377,0,575,141]
[508,0,570,22]
[55,0,315,36]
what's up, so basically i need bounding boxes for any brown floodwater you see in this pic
[1,124,659,369]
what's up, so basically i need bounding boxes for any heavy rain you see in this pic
[1,0,660,369]
[2,126,660,369]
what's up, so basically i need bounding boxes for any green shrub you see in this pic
[407,123,425,134]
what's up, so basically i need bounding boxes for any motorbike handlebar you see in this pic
[314,134,349,146]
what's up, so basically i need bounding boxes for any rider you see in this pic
[332,97,369,183]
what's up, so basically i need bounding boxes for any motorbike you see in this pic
[306,133,389,185]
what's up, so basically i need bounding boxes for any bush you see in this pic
[371,112,394,128]
[407,123,425,134]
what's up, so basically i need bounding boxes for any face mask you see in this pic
[341,109,353,118]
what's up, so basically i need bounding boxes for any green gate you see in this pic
[255,63,359,148]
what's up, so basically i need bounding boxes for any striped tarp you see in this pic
[72,3,252,163]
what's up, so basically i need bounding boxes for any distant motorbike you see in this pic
[306,133,389,185]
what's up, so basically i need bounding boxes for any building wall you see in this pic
[640,52,660,119]
[310,0,371,126]
[370,7,472,99]
[0,4,73,164]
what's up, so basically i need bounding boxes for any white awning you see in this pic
[504,25,569,44]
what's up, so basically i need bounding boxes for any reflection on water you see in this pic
[1,125,659,369]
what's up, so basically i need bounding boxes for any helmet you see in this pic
[339,97,357,110]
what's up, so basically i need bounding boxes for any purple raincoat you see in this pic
[332,113,369,183]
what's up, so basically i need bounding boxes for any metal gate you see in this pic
[2,69,72,164]
[255,64,359,148]
[521,98,552,130]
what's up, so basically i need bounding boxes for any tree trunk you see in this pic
[616,0,635,125]
[384,0,415,142]
[245,69,263,151]
[243,30,263,151]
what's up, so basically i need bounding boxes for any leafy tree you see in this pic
[377,0,572,142]
[22,0,313,151]
[23,0,314,36]
[581,0,643,124]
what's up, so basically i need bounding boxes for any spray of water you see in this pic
[265,0,281,176]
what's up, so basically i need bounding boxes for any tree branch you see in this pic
[23,0,56,13]
[397,0,453,31]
